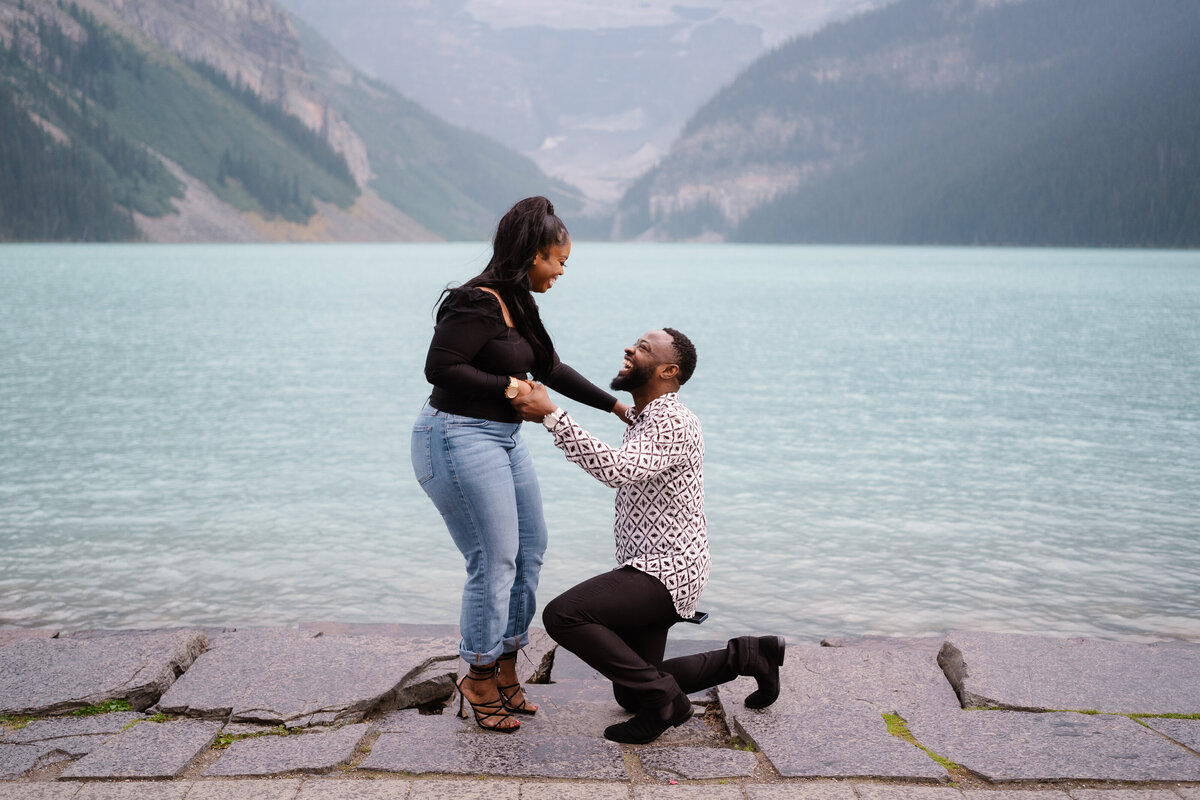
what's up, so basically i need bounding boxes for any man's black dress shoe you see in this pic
[744,635,786,709]
[603,691,693,744]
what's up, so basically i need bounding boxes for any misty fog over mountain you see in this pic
[272,0,887,206]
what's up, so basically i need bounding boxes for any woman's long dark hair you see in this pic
[440,196,567,378]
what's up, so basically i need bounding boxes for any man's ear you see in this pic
[658,363,680,381]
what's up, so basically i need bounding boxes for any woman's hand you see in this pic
[613,401,634,426]
[504,376,533,401]
[511,382,558,422]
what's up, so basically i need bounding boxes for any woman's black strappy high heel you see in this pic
[457,663,520,733]
[496,651,538,715]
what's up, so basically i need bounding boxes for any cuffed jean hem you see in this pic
[459,631,531,665]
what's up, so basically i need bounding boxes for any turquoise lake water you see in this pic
[1,243,1198,643]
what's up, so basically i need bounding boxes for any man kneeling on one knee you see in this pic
[510,327,785,744]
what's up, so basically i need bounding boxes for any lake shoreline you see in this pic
[3,623,1200,789]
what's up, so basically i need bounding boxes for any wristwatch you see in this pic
[542,407,566,431]
[504,377,520,399]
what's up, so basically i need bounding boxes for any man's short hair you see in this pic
[662,327,697,385]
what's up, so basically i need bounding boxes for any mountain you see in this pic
[0,0,579,242]
[284,13,583,241]
[273,0,887,207]
[613,0,1200,247]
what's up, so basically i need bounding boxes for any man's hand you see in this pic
[511,382,558,422]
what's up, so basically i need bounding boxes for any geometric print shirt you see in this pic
[550,392,710,619]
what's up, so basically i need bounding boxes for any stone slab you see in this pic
[184,780,302,800]
[939,632,1200,714]
[721,641,954,779]
[1141,717,1200,751]
[486,682,719,745]
[377,681,716,745]
[726,691,947,779]
[520,782,632,800]
[0,713,144,744]
[361,708,627,780]
[855,788,964,800]
[1069,791,1187,800]
[1,713,146,760]
[408,781,517,800]
[59,719,221,779]
[633,786,744,800]
[0,784,81,799]
[66,627,230,641]
[296,781,411,799]
[0,630,207,715]
[821,636,948,655]
[204,723,370,776]
[298,622,457,662]
[221,722,283,736]
[745,785,859,800]
[303,622,559,686]
[74,786,189,800]
[638,745,758,781]
[284,712,341,730]
[752,641,960,718]
[547,646,611,683]
[157,630,457,726]
[962,792,1071,800]
[520,678,618,708]
[1,742,60,780]
[0,628,58,648]
[19,736,107,758]
[1175,789,1200,800]
[908,709,1200,782]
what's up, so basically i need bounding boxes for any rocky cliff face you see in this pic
[613,0,1200,246]
[90,0,369,186]
[614,2,1016,240]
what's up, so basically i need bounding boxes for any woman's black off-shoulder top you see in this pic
[424,287,617,423]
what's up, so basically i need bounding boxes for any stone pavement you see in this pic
[2,623,1199,799]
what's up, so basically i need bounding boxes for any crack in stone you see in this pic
[397,654,459,686]
[935,640,1076,713]
[233,708,284,724]
[112,662,152,692]
[355,656,459,721]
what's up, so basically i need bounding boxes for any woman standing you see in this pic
[411,196,629,732]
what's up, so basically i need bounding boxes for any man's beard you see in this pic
[610,363,653,391]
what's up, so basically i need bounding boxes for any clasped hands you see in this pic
[507,379,557,422]
[507,378,634,425]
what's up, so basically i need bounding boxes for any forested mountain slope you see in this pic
[614,0,1200,247]
[0,0,577,241]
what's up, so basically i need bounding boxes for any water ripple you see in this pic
[2,244,1198,642]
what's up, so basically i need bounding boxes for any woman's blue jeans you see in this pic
[411,403,547,665]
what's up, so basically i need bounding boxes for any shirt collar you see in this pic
[635,392,679,418]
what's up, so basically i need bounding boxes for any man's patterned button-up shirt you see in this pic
[550,392,709,618]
